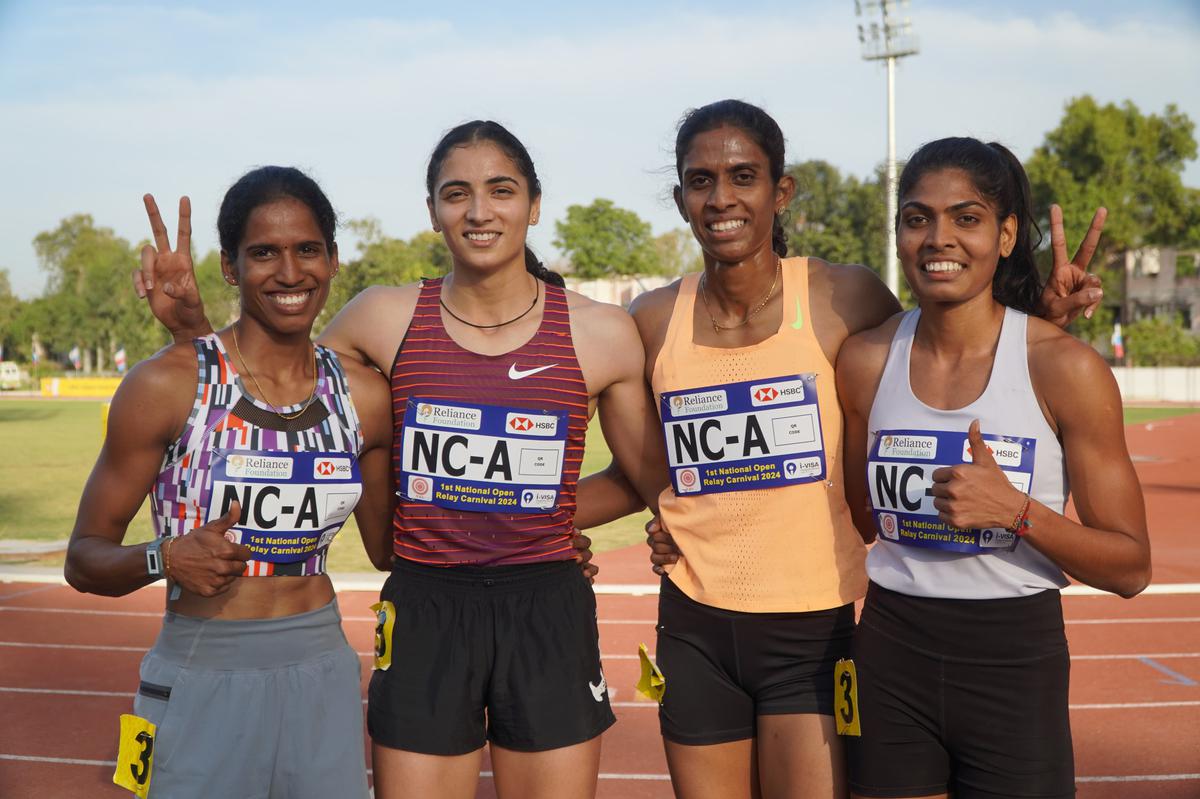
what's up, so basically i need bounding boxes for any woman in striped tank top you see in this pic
[622,102,1109,799]
[136,124,668,799]
[836,138,1149,799]
[66,167,395,798]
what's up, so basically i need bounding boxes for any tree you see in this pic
[1027,97,1198,260]
[32,215,167,369]
[785,160,887,274]
[1125,315,1200,366]
[554,199,659,278]
[653,229,703,276]
[1026,97,1200,339]
[316,220,451,330]
[0,269,20,359]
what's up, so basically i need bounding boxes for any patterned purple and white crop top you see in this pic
[151,333,364,577]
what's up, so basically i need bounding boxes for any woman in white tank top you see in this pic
[836,138,1150,799]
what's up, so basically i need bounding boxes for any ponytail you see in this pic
[986,143,1042,315]
[772,210,789,258]
[524,245,565,287]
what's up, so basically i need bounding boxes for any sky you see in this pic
[1,0,1198,298]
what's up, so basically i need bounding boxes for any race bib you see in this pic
[868,429,1035,553]
[400,398,568,513]
[113,714,156,797]
[660,374,826,495]
[207,449,362,564]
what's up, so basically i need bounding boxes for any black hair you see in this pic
[674,99,789,258]
[897,137,1042,314]
[425,121,565,287]
[217,166,337,256]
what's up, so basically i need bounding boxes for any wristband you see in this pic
[1009,494,1033,536]
[145,538,166,579]
[163,536,174,578]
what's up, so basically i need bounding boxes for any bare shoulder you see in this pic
[808,257,902,336]
[837,312,904,403]
[107,342,198,440]
[338,355,389,399]
[321,283,421,371]
[628,278,683,349]
[344,283,421,317]
[563,288,641,342]
[1027,315,1117,404]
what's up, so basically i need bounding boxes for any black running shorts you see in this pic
[656,575,855,745]
[847,581,1074,799]
[367,558,616,755]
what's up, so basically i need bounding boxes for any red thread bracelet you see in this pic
[1010,494,1033,536]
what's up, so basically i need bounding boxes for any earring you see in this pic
[225,276,237,286]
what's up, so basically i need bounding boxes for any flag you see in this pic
[68,346,81,371]
[115,348,127,374]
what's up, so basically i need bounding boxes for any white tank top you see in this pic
[865,307,1069,599]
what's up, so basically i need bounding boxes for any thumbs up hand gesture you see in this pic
[165,502,255,597]
[929,421,1026,531]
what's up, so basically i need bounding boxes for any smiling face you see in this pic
[674,125,793,265]
[897,167,1017,305]
[221,196,336,337]
[427,141,540,275]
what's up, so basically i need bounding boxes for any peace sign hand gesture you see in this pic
[133,194,211,339]
[1039,204,1107,329]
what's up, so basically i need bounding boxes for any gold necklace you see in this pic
[231,324,319,421]
[698,258,782,333]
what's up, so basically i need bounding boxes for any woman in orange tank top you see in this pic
[591,100,1108,799]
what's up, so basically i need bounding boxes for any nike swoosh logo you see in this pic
[588,677,607,702]
[791,299,804,330]
[508,363,558,380]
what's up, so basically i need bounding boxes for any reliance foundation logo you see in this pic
[415,402,482,431]
[669,390,728,418]
[878,434,938,460]
[225,454,293,480]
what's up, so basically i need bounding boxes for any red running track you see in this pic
[1,415,1197,798]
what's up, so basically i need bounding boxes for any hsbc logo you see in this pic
[313,457,352,480]
[504,412,559,437]
[750,378,806,407]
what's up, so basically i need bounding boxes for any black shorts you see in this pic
[655,575,855,746]
[847,582,1074,799]
[367,558,615,755]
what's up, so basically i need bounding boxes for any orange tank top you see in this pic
[652,257,867,612]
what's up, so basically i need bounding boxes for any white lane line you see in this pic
[0,585,58,602]
[3,572,1200,597]
[4,640,1199,664]
[0,754,116,767]
[8,606,1200,628]
[3,755,1191,785]
[5,685,1198,713]
[1066,617,1200,624]
[0,754,673,781]
[1071,701,1200,709]
[1073,653,1200,660]
[1077,774,1200,783]
[0,686,132,698]
[610,700,1200,711]
[0,641,147,652]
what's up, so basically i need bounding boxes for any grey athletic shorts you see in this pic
[130,599,368,799]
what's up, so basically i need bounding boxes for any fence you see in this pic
[1111,367,1200,404]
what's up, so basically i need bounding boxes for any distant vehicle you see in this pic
[0,361,24,390]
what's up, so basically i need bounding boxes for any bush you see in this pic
[1125,315,1200,366]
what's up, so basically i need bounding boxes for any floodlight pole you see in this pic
[856,1,918,297]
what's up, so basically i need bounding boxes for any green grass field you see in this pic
[1,399,1192,572]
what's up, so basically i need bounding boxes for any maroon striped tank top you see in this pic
[390,277,589,566]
